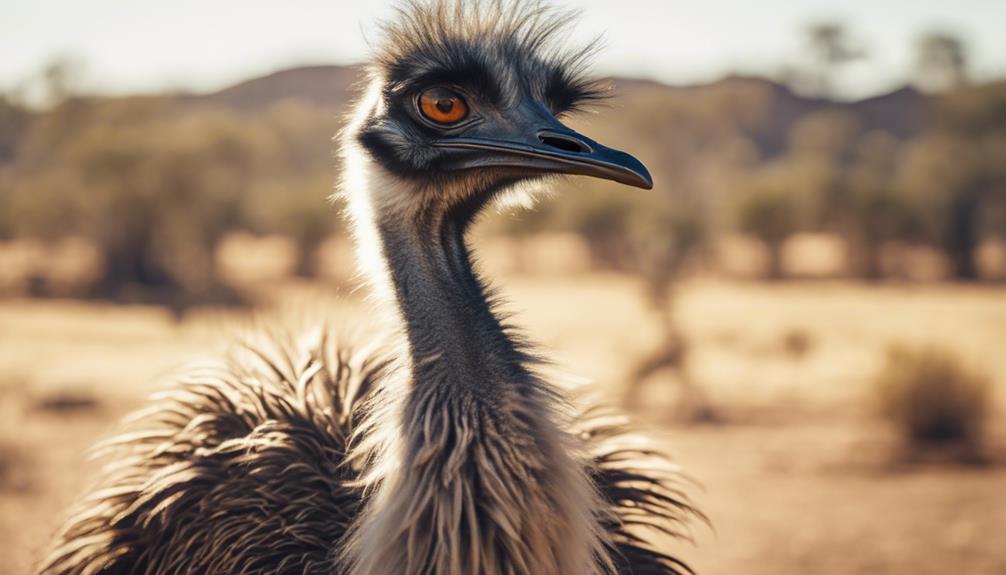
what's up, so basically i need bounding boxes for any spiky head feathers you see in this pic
[351,0,608,187]
[374,0,607,115]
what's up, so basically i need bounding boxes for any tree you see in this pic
[39,58,83,107]
[915,32,968,93]
[241,102,340,277]
[733,182,800,279]
[897,133,1002,281]
[803,22,866,99]
[0,94,29,164]
[243,174,336,277]
[552,179,708,415]
[0,168,13,240]
[0,92,29,240]
[897,84,1006,280]
[620,197,708,416]
[843,132,913,278]
[8,107,261,301]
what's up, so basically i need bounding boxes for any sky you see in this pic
[3,0,1006,102]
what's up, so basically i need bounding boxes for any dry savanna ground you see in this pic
[1,272,1005,575]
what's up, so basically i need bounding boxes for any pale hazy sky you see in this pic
[3,0,1006,101]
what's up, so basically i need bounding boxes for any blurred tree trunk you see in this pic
[294,248,315,277]
[946,192,980,281]
[623,284,688,410]
[96,242,176,297]
[848,233,884,281]
[862,248,883,280]
[852,252,884,281]
[293,234,324,278]
[766,240,785,280]
[623,285,716,422]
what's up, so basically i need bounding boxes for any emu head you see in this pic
[342,0,652,222]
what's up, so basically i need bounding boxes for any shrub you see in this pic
[733,183,801,280]
[874,345,991,458]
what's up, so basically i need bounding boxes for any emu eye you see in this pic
[417,88,469,125]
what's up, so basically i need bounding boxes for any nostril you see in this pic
[538,133,591,154]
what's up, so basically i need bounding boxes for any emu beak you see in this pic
[432,106,653,190]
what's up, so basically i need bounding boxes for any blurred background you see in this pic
[2,1,1005,573]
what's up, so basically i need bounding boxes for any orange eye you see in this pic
[418,88,469,125]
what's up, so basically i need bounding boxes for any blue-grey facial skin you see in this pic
[359,83,652,190]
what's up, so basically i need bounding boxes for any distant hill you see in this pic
[183,65,363,112]
[849,85,929,140]
[611,73,928,160]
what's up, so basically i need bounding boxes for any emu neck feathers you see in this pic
[340,141,608,575]
[377,200,529,398]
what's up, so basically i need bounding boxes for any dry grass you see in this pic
[875,345,992,461]
[1,277,1004,574]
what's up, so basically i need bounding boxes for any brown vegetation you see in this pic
[875,345,992,461]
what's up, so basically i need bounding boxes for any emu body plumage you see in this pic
[42,2,699,574]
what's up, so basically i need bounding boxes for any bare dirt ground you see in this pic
[2,276,1004,575]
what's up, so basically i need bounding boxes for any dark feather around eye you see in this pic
[386,56,503,107]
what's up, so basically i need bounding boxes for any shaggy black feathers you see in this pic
[374,0,608,115]
[41,331,698,574]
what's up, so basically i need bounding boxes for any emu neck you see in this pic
[376,202,525,397]
[342,151,603,575]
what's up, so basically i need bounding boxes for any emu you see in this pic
[41,1,699,574]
